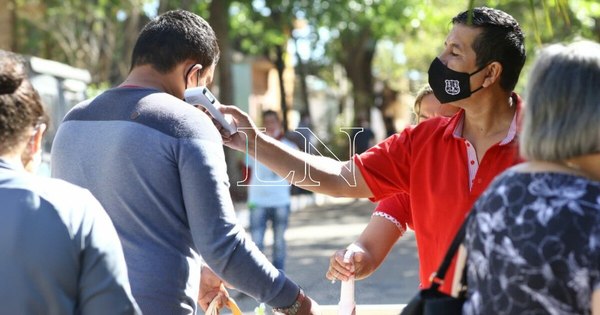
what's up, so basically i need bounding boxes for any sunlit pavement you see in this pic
[219,195,419,314]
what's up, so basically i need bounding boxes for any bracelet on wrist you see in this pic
[272,289,305,315]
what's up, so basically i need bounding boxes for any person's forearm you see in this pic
[250,132,372,198]
[592,289,600,315]
[222,104,372,198]
[355,217,401,277]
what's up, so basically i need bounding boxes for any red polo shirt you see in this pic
[373,193,413,235]
[354,94,523,294]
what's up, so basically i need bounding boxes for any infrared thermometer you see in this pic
[184,86,237,134]
[339,243,361,315]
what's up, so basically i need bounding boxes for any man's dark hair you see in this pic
[130,10,220,73]
[453,7,526,92]
[262,109,279,120]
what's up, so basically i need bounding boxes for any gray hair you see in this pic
[520,40,600,161]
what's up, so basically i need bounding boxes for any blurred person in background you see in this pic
[51,10,318,315]
[352,116,375,155]
[463,40,600,314]
[0,50,140,315]
[247,110,298,271]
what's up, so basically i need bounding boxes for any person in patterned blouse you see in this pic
[463,40,600,314]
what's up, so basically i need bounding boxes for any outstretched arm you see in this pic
[221,105,373,198]
[593,290,600,315]
[327,215,402,282]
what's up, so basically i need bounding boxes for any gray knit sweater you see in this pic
[51,87,299,314]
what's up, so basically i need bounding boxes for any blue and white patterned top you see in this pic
[464,171,600,315]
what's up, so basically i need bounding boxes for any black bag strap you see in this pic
[429,212,471,291]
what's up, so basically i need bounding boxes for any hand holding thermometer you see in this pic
[339,243,361,315]
[184,86,237,134]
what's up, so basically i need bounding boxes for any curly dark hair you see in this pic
[130,10,220,74]
[0,50,48,155]
[453,7,526,92]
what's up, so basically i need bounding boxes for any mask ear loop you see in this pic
[468,62,490,76]
[468,62,492,95]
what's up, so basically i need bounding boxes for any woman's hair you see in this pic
[413,84,433,121]
[0,50,48,155]
[520,40,600,161]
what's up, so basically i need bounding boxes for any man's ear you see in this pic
[184,63,203,89]
[188,64,204,87]
[482,61,503,88]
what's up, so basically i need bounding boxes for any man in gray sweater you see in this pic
[52,10,317,315]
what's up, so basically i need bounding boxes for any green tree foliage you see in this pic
[14,0,152,83]
[9,0,600,107]
[297,0,421,122]
[374,0,600,96]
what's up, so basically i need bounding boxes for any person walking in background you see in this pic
[352,116,375,154]
[327,86,458,283]
[0,50,140,315]
[463,40,600,314]
[218,7,526,295]
[289,111,316,198]
[296,111,317,154]
[247,110,298,271]
[51,10,318,315]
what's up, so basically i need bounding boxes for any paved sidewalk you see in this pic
[216,195,420,314]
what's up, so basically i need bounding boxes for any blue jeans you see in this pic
[249,205,290,270]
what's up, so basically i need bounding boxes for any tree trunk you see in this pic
[274,44,288,132]
[115,4,145,82]
[0,0,15,50]
[209,0,245,201]
[340,31,376,124]
[158,0,193,14]
[210,0,233,104]
[292,35,311,119]
[595,17,600,43]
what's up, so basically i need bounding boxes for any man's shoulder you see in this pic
[63,88,220,141]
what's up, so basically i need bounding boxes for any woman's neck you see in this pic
[564,154,600,181]
[513,156,600,182]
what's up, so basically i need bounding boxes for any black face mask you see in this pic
[428,57,487,104]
